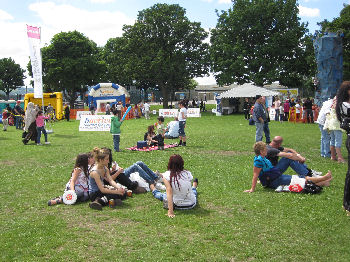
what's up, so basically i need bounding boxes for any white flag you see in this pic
[27,25,43,98]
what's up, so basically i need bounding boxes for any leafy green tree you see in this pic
[210,0,309,87]
[120,3,210,108]
[0,57,25,99]
[40,30,105,107]
[317,4,350,81]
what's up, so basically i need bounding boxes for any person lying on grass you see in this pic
[48,152,95,206]
[102,147,147,194]
[244,141,333,193]
[88,147,126,210]
[149,154,198,218]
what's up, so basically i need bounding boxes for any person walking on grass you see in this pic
[110,110,123,152]
[36,110,50,145]
[178,101,187,146]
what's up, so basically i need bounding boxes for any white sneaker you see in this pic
[45,141,51,145]
[282,185,290,192]
[37,143,42,146]
[311,170,322,177]
[275,185,283,192]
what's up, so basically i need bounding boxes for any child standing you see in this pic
[279,105,284,123]
[110,110,123,152]
[178,101,187,146]
[2,109,8,131]
[36,110,50,145]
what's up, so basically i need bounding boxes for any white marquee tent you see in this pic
[218,83,280,99]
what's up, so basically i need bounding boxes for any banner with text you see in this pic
[76,111,92,120]
[187,108,201,118]
[159,109,178,118]
[27,25,43,98]
[79,115,112,131]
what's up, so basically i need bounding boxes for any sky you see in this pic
[0,0,348,86]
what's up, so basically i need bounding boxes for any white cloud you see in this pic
[218,0,232,4]
[90,0,116,3]
[0,9,14,21]
[298,5,320,17]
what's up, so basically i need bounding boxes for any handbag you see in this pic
[324,108,341,131]
[303,181,323,194]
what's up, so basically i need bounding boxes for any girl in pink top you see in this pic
[36,110,50,145]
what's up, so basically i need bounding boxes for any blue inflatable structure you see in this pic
[313,32,343,105]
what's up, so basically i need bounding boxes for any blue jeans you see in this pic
[275,157,309,177]
[113,135,120,152]
[319,124,331,157]
[269,175,292,189]
[255,122,264,142]
[152,188,197,202]
[275,109,280,121]
[36,126,47,143]
[263,122,271,143]
[330,130,343,148]
[124,161,158,183]
[15,116,21,129]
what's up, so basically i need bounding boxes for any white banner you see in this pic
[187,108,201,118]
[79,115,112,131]
[159,109,178,118]
[76,111,92,120]
[27,25,43,98]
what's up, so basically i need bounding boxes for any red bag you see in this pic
[289,184,303,193]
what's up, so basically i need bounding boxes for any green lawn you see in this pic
[1,107,349,261]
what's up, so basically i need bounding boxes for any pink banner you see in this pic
[27,25,40,39]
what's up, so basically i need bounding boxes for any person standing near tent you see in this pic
[243,98,251,120]
[253,95,267,142]
[13,101,24,129]
[64,103,70,121]
[274,97,281,121]
[110,110,123,152]
[144,101,150,120]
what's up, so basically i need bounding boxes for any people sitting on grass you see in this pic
[164,117,179,139]
[88,147,126,210]
[48,153,95,206]
[155,116,166,150]
[267,136,322,178]
[244,142,333,193]
[102,147,147,193]
[144,125,158,146]
[149,154,198,218]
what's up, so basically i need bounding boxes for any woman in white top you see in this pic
[150,154,198,218]
[335,81,350,216]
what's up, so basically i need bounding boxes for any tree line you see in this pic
[0,1,349,107]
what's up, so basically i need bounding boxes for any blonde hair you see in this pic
[253,141,266,156]
[92,147,109,162]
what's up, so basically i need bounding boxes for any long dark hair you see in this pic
[36,110,43,118]
[74,153,89,178]
[101,147,113,169]
[167,154,184,189]
[336,81,350,121]
[148,125,155,135]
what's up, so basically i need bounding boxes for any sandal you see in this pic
[47,196,62,206]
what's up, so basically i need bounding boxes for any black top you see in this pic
[266,145,284,166]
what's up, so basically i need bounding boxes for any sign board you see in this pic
[159,109,178,118]
[187,108,201,117]
[76,111,92,120]
[79,115,112,131]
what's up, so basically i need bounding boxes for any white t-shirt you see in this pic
[116,104,123,111]
[295,103,301,113]
[144,103,150,112]
[178,107,187,121]
[279,105,283,114]
[163,170,196,207]
[165,121,179,137]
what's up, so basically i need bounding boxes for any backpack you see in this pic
[303,181,323,194]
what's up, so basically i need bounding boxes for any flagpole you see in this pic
[39,26,44,112]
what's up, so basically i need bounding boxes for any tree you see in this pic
[40,31,105,107]
[120,3,210,108]
[317,4,350,81]
[210,0,309,87]
[0,57,25,100]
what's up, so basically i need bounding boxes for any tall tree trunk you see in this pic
[161,85,169,109]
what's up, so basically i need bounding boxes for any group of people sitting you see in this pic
[245,136,333,193]
[48,147,198,218]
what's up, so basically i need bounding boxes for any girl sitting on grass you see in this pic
[88,147,125,210]
[244,141,333,193]
[149,154,198,218]
[48,153,95,206]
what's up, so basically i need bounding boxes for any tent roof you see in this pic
[218,83,280,99]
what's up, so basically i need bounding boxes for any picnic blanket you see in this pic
[127,144,178,151]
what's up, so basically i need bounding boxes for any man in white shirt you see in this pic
[178,101,187,146]
[144,102,150,120]
[165,118,179,138]
[316,98,333,158]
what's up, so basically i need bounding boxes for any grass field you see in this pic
[1,106,349,261]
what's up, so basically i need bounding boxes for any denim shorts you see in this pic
[179,121,186,136]
[330,130,343,148]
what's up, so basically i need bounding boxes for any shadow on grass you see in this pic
[0,136,10,140]
[53,134,78,139]
[178,204,212,217]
